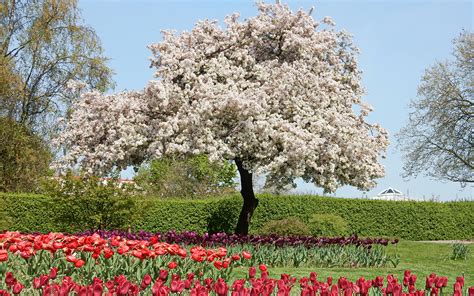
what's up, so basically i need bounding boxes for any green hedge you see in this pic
[1,193,473,240]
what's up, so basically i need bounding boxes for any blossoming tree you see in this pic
[56,4,388,234]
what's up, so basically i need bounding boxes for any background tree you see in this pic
[0,117,52,192]
[0,0,113,138]
[398,32,473,185]
[57,3,388,234]
[134,155,236,198]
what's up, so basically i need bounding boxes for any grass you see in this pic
[231,241,474,286]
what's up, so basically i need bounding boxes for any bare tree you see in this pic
[398,31,473,185]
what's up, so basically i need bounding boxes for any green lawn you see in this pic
[232,241,474,287]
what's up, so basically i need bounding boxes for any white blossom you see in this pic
[55,3,388,193]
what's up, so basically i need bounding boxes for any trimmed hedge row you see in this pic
[1,193,473,240]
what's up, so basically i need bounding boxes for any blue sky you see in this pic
[79,0,473,201]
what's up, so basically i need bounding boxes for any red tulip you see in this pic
[93,283,103,296]
[171,279,185,293]
[455,276,464,287]
[12,282,23,295]
[259,264,267,273]
[5,272,15,287]
[242,251,252,259]
[168,261,178,269]
[468,286,474,296]
[249,267,257,278]
[426,276,435,289]
[159,269,169,281]
[75,259,85,268]
[214,260,223,270]
[327,277,333,286]
[49,267,58,280]
[0,250,8,262]
[66,255,78,263]
[33,278,41,289]
[141,274,152,289]
[454,282,462,296]
[338,277,349,290]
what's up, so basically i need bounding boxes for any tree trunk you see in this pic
[234,159,258,235]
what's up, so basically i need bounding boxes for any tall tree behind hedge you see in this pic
[0,0,113,138]
[57,4,389,234]
[134,155,237,198]
[0,117,51,192]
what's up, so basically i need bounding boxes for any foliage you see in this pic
[451,243,469,261]
[397,31,473,185]
[308,214,349,237]
[0,0,113,138]
[0,193,472,240]
[134,154,236,198]
[40,174,137,232]
[0,117,52,192]
[260,217,311,236]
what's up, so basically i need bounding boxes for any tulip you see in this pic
[49,267,58,280]
[141,274,152,289]
[75,259,85,268]
[249,267,257,278]
[168,261,178,269]
[468,286,474,296]
[0,250,8,262]
[159,269,169,281]
[12,282,24,295]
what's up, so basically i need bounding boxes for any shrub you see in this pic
[40,174,137,232]
[308,214,349,237]
[451,243,469,260]
[260,217,311,236]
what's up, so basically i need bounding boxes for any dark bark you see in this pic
[234,159,259,235]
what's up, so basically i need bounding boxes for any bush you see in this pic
[308,214,349,237]
[0,193,473,240]
[451,243,469,260]
[260,217,311,236]
[40,174,137,232]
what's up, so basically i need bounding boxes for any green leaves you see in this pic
[134,154,237,199]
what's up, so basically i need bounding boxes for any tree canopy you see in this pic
[0,117,51,192]
[398,32,473,185]
[0,0,113,138]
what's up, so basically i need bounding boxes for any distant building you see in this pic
[370,187,415,201]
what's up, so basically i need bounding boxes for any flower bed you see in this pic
[75,230,399,248]
[75,230,401,268]
[1,231,472,295]
[1,266,473,295]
